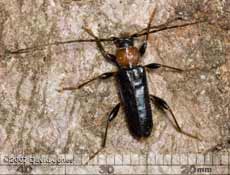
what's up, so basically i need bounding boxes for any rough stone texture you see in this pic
[0,0,230,173]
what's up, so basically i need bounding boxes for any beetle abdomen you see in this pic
[117,66,153,138]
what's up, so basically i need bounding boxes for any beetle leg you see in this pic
[58,72,116,92]
[139,7,157,56]
[102,103,120,147]
[84,103,120,165]
[150,95,201,140]
[83,27,119,66]
[145,63,183,72]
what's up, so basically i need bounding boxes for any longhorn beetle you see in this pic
[57,7,202,163]
[5,7,204,164]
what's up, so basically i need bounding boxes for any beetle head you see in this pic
[113,36,134,48]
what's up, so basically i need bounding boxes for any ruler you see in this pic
[0,152,229,175]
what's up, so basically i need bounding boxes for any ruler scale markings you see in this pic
[187,153,189,165]
[212,152,214,166]
[96,152,98,165]
[106,153,108,165]
[163,154,164,165]
[0,153,229,174]
[116,154,122,165]
[220,153,222,165]
[213,153,218,165]
[195,153,197,165]
[107,154,113,165]
[207,153,212,165]
[204,153,206,165]
[228,151,230,174]
[203,152,206,165]
[215,152,219,166]
[129,153,131,165]
[113,154,115,165]
[64,154,66,175]
[146,153,149,175]
[147,153,150,165]
[170,154,172,166]
[190,153,193,165]
[218,153,221,165]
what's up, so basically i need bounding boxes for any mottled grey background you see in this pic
[0,0,230,173]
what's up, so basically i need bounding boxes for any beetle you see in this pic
[58,8,201,163]
[4,5,204,164]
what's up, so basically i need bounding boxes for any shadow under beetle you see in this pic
[58,8,201,163]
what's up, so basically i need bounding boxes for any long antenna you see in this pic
[5,38,115,55]
[4,19,206,55]
[132,19,207,38]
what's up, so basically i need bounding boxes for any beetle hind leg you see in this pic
[150,95,201,141]
[83,103,120,165]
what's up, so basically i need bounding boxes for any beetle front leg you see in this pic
[84,103,120,165]
[83,27,119,66]
[58,72,116,92]
[150,95,201,140]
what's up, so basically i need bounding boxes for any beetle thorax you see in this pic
[116,47,140,67]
